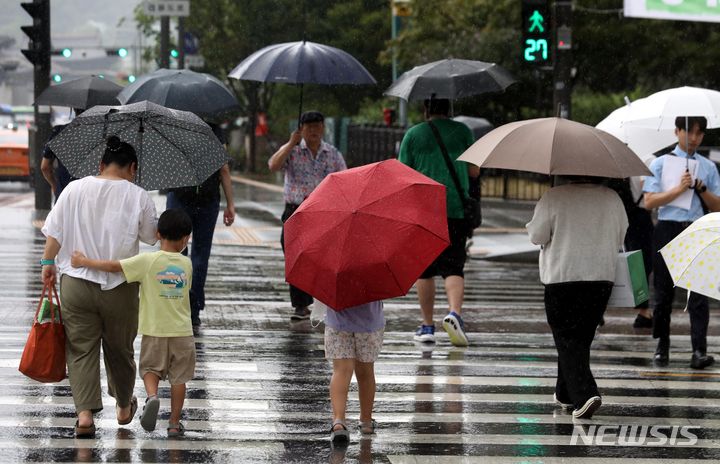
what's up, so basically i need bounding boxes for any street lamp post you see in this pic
[391,0,411,127]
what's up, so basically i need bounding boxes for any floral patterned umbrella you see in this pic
[660,213,720,301]
[47,101,228,191]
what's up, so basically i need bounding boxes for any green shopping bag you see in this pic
[607,250,649,308]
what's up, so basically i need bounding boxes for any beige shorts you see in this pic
[139,335,196,385]
[324,327,384,363]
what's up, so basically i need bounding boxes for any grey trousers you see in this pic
[60,275,139,413]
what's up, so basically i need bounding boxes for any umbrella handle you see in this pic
[297,83,304,129]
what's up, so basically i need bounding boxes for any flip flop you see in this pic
[117,395,138,425]
[74,420,96,438]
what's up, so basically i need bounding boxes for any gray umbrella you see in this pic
[47,101,228,191]
[383,59,516,101]
[35,76,122,109]
[116,68,240,119]
[229,40,376,122]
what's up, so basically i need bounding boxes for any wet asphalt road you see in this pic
[2,180,720,463]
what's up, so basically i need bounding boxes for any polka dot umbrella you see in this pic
[47,101,228,191]
[660,213,720,301]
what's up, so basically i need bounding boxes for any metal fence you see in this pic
[344,123,550,201]
[345,124,404,168]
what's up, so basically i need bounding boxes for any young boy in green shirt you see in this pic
[71,208,194,437]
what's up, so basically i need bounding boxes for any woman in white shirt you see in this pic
[526,177,628,420]
[40,136,157,438]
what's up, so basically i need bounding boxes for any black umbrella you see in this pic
[116,68,240,119]
[47,101,228,191]
[383,59,515,101]
[35,76,122,109]
[228,40,376,123]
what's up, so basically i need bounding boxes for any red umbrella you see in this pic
[284,159,450,310]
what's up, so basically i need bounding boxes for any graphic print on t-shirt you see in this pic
[155,265,188,299]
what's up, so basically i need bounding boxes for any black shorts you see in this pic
[419,218,467,279]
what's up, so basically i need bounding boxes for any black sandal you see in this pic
[329,419,349,443]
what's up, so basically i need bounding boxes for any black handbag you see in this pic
[427,121,481,236]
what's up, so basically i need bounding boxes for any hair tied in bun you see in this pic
[106,135,123,152]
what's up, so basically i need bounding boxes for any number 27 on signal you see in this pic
[524,39,548,62]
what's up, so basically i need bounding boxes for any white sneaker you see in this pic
[572,396,602,419]
[442,311,468,347]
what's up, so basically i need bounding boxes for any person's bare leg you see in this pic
[354,361,375,423]
[417,278,436,325]
[330,359,354,431]
[143,372,160,398]
[169,383,186,426]
[445,275,465,314]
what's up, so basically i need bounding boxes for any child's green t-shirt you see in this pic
[120,250,193,337]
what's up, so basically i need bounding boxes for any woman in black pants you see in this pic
[527,177,628,419]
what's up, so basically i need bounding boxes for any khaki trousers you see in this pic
[60,275,139,413]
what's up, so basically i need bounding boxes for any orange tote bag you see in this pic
[19,283,66,383]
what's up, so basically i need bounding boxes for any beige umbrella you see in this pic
[458,117,652,178]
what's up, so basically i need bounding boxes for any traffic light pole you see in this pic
[177,17,185,69]
[21,0,52,210]
[552,1,572,119]
[160,16,169,69]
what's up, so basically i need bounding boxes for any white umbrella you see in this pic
[596,98,677,158]
[620,86,720,131]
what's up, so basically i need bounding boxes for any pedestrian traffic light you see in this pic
[20,0,50,68]
[521,0,551,66]
[106,48,129,58]
[51,48,72,58]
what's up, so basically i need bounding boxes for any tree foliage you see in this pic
[387,0,720,125]
[183,0,390,170]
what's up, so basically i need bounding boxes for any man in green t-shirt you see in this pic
[398,98,479,347]
[71,209,195,437]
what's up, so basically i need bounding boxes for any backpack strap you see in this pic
[427,121,468,205]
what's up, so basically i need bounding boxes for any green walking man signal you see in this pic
[528,10,545,33]
[522,0,551,66]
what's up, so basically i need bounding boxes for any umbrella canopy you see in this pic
[47,101,228,191]
[116,68,240,119]
[458,117,652,178]
[621,86,720,130]
[284,159,450,310]
[35,76,122,109]
[660,213,720,300]
[596,99,677,158]
[383,59,515,101]
[229,40,376,124]
[228,40,376,85]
